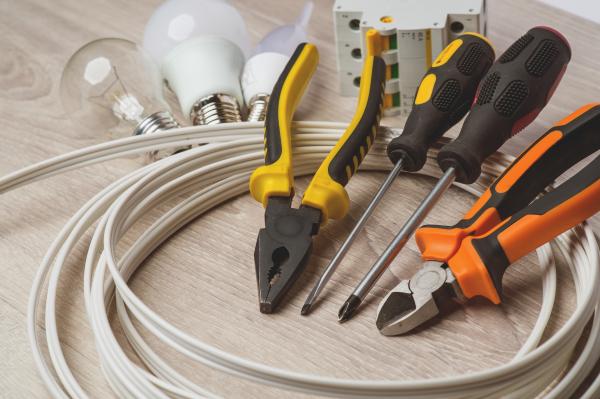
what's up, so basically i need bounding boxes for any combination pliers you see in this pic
[249,34,387,313]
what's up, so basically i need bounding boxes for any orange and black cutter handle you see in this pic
[417,103,600,261]
[447,151,600,303]
[437,26,572,184]
[387,33,495,171]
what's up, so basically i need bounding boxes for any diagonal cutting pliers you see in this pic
[376,103,600,335]
[249,35,387,313]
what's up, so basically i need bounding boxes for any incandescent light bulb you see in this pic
[61,38,179,143]
[242,1,314,121]
[143,0,251,125]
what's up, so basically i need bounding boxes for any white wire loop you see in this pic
[0,121,598,398]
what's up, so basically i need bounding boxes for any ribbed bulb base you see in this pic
[190,94,242,125]
[133,111,179,136]
[133,111,183,163]
[246,93,270,122]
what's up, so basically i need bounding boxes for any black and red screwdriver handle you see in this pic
[417,103,600,261]
[419,103,600,303]
[438,26,572,184]
[387,33,495,171]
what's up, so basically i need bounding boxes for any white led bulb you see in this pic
[143,0,251,124]
[242,2,314,121]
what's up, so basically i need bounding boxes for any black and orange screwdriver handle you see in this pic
[438,26,572,184]
[387,33,495,171]
[449,149,600,303]
[417,103,600,262]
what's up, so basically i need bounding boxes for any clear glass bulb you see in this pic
[60,38,177,141]
[143,0,250,123]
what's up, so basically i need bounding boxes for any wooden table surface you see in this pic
[1,0,599,398]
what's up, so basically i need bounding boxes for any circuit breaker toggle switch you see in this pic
[334,0,486,117]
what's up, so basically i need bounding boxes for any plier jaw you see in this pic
[255,196,321,313]
[376,261,465,336]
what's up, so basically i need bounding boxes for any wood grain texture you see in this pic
[0,0,599,397]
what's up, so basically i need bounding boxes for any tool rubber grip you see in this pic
[249,43,319,206]
[438,26,572,184]
[387,33,495,171]
[448,152,600,303]
[417,103,600,261]
[301,55,386,223]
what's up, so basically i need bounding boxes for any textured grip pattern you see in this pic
[457,43,486,75]
[300,56,386,222]
[432,79,461,111]
[476,72,500,105]
[494,80,529,117]
[499,34,534,63]
[387,33,495,171]
[526,39,559,76]
[437,27,571,184]
[327,57,386,185]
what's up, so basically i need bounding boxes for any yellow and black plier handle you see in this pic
[249,33,387,224]
[249,42,318,206]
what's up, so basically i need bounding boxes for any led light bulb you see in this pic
[242,1,314,121]
[143,0,251,125]
[60,38,179,145]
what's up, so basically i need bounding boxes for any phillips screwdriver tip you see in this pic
[337,295,362,322]
[300,303,312,316]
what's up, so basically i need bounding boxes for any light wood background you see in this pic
[1,0,599,398]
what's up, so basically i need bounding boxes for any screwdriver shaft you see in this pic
[339,167,456,321]
[301,159,405,314]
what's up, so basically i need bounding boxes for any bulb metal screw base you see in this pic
[134,111,179,137]
[246,93,270,122]
[133,111,184,162]
[190,93,242,125]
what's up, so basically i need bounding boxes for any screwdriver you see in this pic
[338,26,572,322]
[301,32,496,315]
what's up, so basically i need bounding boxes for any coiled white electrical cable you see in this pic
[1,121,598,398]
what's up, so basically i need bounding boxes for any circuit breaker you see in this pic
[334,0,486,116]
